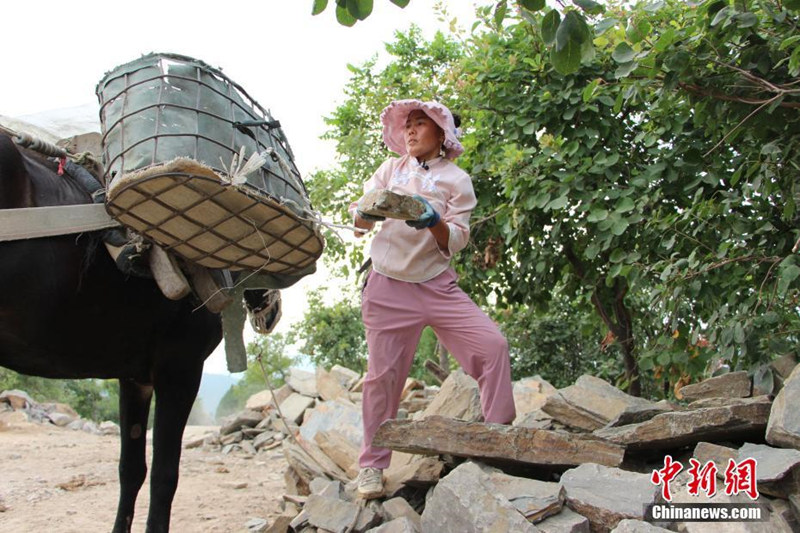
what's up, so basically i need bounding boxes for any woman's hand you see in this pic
[405,195,440,230]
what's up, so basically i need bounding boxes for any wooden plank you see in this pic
[373,415,625,468]
[0,204,120,241]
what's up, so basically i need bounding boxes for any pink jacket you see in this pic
[349,155,477,282]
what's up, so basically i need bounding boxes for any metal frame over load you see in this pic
[96,52,323,273]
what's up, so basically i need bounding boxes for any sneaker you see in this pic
[356,467,385,499]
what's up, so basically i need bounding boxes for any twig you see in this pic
[704,94,781,156]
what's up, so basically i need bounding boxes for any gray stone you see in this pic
[605,401,676,428]
[48,412,77,427]
[299,399,362,448]
[542,375,656,431]
[330,365,361,390]
[611,519,671,532]
[419,370,483,422]
[693,442,737,477]
[366,517,418,533]
[537,507,591,533]
[381,497,422,532]
[287,367,318,397]
[375,416,625,467]
[384,456,445,497]
[315,429,360,479]
[560,463,661,532]
[245,386,292,412]
[420,461,538,533]
[479,462,565,522]
[245,517,268,532]
[316,366,352,402]
[253,430,279,451]
[669,479,774,533]
[358,189,426,221]
[240,440,257,455]
[0,389,36,410]
[99,421,120,436]
[771,356,797,380]
[514,409,556,430]
[278,393,316,425]
[766,364,800,450]
[678,371,751,402]
[513,375,558,419]
[737,442,800,497]
[310,478,343,499]
[220,409,264,435]
[304,494,379,533]
[220,431,244,446]
[594,397,770,451]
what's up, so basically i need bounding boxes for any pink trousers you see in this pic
[359,268,516,469]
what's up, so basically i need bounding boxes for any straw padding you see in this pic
[106,158,323,272]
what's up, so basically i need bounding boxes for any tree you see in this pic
[456,0,799,395]
[311,0,410,26]
[215,333,295,419]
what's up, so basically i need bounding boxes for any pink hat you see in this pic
[380,99,464,160]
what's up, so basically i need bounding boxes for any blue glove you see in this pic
[405,195,440,230]
[356,208,386,222]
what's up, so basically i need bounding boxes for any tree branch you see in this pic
[678,82,800,109]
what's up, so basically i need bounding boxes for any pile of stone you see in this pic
[209,354,800,532]
[0,389,119,436]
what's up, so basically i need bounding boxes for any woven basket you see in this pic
[96,53,323,273]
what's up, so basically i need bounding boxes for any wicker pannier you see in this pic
[96,53,323,274]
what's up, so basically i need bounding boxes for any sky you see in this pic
[2,0,479,375]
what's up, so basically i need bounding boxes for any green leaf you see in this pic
[519,0,546,12]
[612,42,635,63]
[786,0,800,10]
[546,194,569,210]
[609,248,626,263]
[347,0,373,20]
[778,260,800,295]
[495,1,508,27]
[312,0,328,15]
[582,78,600,102]
[542,10,561,47]
[614,61,638,78]
[736,12,758,28]
[594,17,618,33]
[615,197,635,213]
[626,19,651,43]
[573,0,605,15]
[710,6,731,26]
[336,4,357,25]
[553,11,589,75]
[390,0,410,6]
[587,208,608,222]
[733,322,746,344]
[611,217,629,235]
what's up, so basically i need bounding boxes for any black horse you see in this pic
[0,131,222,532]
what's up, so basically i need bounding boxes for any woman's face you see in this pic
[404,109,444,162]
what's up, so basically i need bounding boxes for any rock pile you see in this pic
[0,389,119,436]
[203,355,800,532]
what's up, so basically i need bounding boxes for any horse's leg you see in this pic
[113,378,154,533]
[144,359,204,533]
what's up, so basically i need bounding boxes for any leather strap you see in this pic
[0,204,121,242]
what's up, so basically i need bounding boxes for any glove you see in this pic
[356,208,386,222]
[405,195,440,230]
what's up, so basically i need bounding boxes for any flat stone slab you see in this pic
[593,397,770,451]
[560,463,661,532]
[678,371,751,402]
[373,415,625,467]
[767,364,800,449]
[542,375,656,431]
[359,188,425,221]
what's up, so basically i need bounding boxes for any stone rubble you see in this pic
[209,358,800,532]
[0,389,119,436]
[7,356,800,532]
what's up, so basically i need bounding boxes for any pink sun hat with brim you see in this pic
[380,99,464,160]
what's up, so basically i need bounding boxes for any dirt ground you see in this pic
[0,420,287,532]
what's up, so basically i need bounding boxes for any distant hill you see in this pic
[197,373,240,420]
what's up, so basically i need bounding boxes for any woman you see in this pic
[350,99,516,499]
